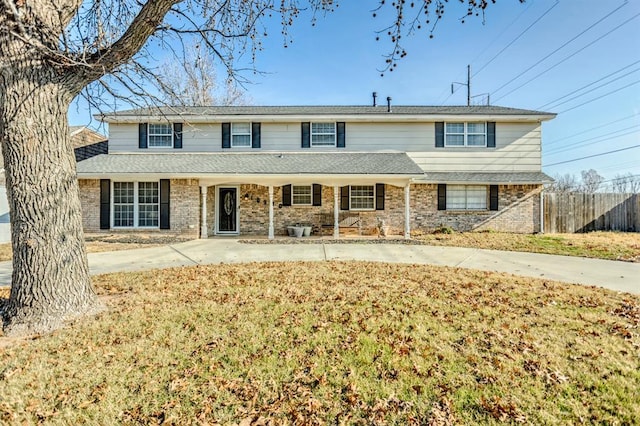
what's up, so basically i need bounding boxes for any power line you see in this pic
[537,60,640,110]
[547,68,640,110]
[472,1,558,77]
[468,0,536,68]
[492,1,629,96]
[545,144,640,167]
[545,113,639,146]
[545,126,640,156]
[557,79,640,114]
[602,173,640,184]
[493,10,640,102]
[435,0,540,104]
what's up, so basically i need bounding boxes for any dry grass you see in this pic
[0,234,192,262]
[1,262,638,424]
[416,231,640,262]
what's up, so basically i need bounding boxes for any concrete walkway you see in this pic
[0,239,638,294]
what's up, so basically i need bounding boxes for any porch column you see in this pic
[268,185,274,240]
[333,185,340,239]
[200,185,208,239]
[404,184,411,240]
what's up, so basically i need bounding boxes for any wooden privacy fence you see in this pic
[544,193,640,233]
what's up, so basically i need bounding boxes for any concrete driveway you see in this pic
[0,239,638,294]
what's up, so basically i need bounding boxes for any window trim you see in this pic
[444,122,487,148]
[349,185,376,211]
[231,122,252,148]
[445,185,488,211]
[111,181,161,229]
[310,122,337,147]
[147,123,174,149]
[292,185,313,206]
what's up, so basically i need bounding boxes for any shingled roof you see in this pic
[418,171,553,184]
[99,105,555,122]
[76,152,425,176]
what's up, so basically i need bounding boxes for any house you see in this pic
[76,105,555,239]
[70,126,108,162]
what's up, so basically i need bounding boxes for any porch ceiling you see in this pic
[77,152,425,187]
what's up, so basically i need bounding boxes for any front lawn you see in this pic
[1,262,638,424]
[0,234,193,262]
[416,231,640,262]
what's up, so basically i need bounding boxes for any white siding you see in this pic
[409,122,542,172]
[342,122,432,151]
[107,121,543,172]
[108,124,139,152]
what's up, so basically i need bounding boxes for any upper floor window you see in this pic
[148,123,173,148]
[311,122,336,147]
[446,185,487,210]
[292,185,312,205]
[231,123,252,147]
[445,122,486,147]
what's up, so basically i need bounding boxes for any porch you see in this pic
[199,182,414,240]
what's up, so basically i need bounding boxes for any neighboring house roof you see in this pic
[418,171,554,184]
[98,105,556,123]
[70,126,107,148]
[76,152,425,186]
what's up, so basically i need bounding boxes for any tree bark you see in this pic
[0,64,101,337]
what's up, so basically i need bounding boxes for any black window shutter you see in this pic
[160,179,170,229]
[301,122,310,148]
[376,183,385,210]
[435,122,444,148]
[173,123,183,149]
[487,122,496,148]
[336,122,346,148]
[340,186,349,210]
[138,123,148,149]
[282,185,292,206]
[437,184,447,210]
[100,179,110,230]
[251,122,261,149]
[312,184,322,206]
[490,185,499,211]
[222,123,231,148]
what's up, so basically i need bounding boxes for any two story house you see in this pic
[76,105,555,239]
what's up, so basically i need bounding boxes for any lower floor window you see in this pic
[350,185,375,210]
[113,181,159,227]
[292,185,312,205]
[446,185,487,210]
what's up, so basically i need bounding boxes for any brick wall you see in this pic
[81,180,542,237]
[170,179,200,237]
[228,183,541,236]
[78,178,200,237]
[79,179,100,232]
[410,184,542,234]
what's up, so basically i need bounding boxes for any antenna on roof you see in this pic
[372,92,378,107]
[451,65,491,106]
[386,97,392,113]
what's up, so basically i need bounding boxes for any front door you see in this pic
[217,187,238,233]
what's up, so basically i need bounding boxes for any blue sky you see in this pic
[70,0,640,186]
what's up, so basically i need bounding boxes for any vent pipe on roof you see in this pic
[372,92,377,107]
[386,96,392,113]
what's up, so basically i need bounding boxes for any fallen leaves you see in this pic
[0,261,638,424]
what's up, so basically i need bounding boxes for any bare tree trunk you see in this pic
[0,65,101,337]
